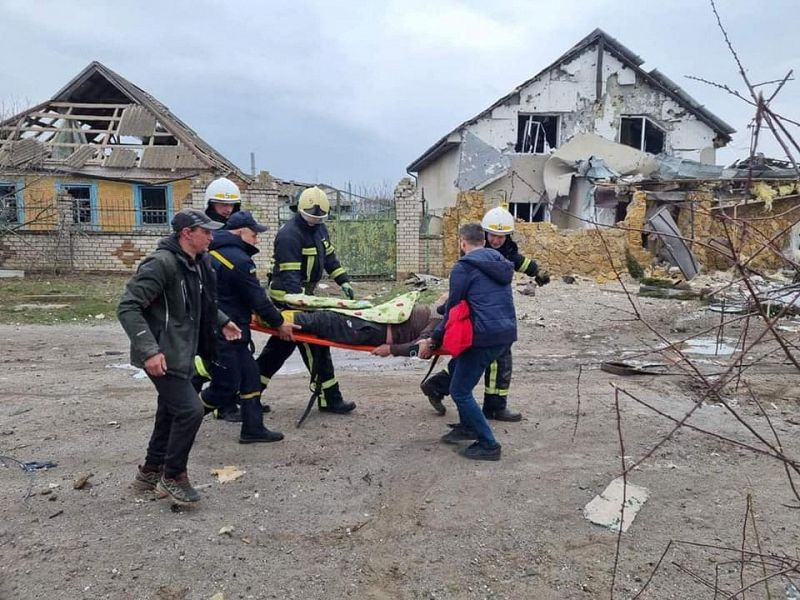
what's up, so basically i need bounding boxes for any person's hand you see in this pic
[535,271,551,287]
[222,321,242,341]
[433,292,448,309]
[342,282,355,300]
[277,321,301,342]
[418,338,433,359]
[144,352,167,377]
[371,344,392,357]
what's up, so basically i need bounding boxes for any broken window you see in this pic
[509,202,546,223]
[515,114,559,154]
[136,185,171,226]
[62,184,95,226]
[0,183,19,223]
[619,116,665,154]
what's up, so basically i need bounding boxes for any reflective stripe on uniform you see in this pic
[324,242,335,256]
[279,261,302,271]
[306,256,315,282]
[329,267,346,279]
[199,393,215,409]
[194,355,211,379]
[240,391,261,400]
[485,361,499,395]
[321,377,337,390]
[300,343,314,372]
[301,247,317,256]
[518,257,531,273]
[260,375,271,386]
[209,250,235,270]
[269,288,287,301]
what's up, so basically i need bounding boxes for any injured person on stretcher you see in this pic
[280,296,444,358]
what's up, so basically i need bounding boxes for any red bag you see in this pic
[440,300,473,357]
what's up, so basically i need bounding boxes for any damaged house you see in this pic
[0,61,274,272]
[407,28,735,229]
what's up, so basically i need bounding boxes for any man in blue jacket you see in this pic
[200,211,298,444]
[419,223,516,461]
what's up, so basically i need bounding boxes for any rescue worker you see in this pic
[255,186,356,415]
[421,206,550,422]
[192,176,243,420]
[200,211,298,443]
[204,176,241,225]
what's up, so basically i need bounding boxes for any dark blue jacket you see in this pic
[269,213,349,300]
[487,235,539,277]
[433,248,517,348]
[208,230,283,342]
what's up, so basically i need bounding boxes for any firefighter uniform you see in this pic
[256,211,356,413]
[200,215,285,443]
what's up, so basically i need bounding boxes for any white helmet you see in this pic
[204,177,241,205]
[481,206,514,235]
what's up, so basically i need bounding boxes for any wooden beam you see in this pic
[29,113,121,122]
[49,102,131,110]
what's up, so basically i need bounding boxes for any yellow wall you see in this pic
[441,190,649,281]
[20,175,194,232]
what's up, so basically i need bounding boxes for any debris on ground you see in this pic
[583,477,650,532]
[73,472,93,489]
[20,460,57,471]
[210,466,245,483]
[404,273,443,287]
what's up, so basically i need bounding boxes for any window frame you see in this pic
[508,201,546,223]
[618,115,666,154]
[134,184,174,229]
[515,113,561,154]
[0,179,24,225]
[56,181,98,229]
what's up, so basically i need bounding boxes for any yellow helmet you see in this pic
[297,186,330,219]
[204,177,241,205]
[481,206,514,235]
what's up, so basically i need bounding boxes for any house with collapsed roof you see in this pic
[0,61,282,272]
[406,29,736,229]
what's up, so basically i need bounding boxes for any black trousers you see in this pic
[294,311,386,346]
[145,373,205,478]
[256,336,344,405]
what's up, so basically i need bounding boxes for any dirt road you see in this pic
[1,279,799,599]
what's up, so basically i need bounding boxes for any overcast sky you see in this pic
[2,0,798,188]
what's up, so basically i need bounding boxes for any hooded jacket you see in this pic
[208,229,283,342]
[433,248,517,349]
[487,235,539,277]
[117,235,229,378]
[269,213,349,301]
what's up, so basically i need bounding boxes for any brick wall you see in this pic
[394,177,421,278]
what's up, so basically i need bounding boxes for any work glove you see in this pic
[534,271,551,287]
[341,282,355,300]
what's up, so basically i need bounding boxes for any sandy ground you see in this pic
[1,279,799,600]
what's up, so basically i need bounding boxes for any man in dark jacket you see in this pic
[255,186,356,415]
[118,209,241,504]
[421,206,549,421]
[201,211,298,444]
[419,223,516,461]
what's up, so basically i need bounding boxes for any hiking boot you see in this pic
[421,380,446,416]
[156,473,201,504]
[214,406,242,423]
[239,428,284,444]
[460,441,502,461]
[440,424,478,445]
[319,399,356,414]
[484,408,522,422]
[132,465,161,491]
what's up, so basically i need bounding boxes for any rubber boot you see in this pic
[318,383,356,414]
[421,370,450,415]
[239,399,284,443]
[482,394,522,422]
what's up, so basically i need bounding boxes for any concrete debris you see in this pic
[647,206,699,280]
[583,477,649,532]
[404,273,443,287]
[210,465,245,483]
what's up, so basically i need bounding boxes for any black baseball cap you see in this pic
[225,210,268,233]
[171,208,223,232]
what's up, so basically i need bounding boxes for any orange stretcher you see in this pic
[250,320,444,427]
